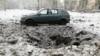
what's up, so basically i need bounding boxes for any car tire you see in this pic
[58,19,67,25]
[25,19,36,26]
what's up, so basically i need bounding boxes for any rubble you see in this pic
[51,54,63,56]
[0,21,99,56]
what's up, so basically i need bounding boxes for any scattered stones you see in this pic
[75,30,88,37]
[50,35,58,41]
[19,25,96,49]
[81,37,92,41]
[72,41,80,46]
[76,19,85,22]
[0,52,5,56]
[0,22,98,56]
[51,54,64,56]
[50,35,73,46]
[28,50,33,56]
[8,40,18,44]
[90,24,94,26]
[95,41,100,48]
[26,33,41,42]
[0,49,5,56]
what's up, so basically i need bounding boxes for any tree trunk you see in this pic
[37,0,40,10]
[53,0,57,8]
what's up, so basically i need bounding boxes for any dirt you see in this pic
[0,23,97,49]
[0,20,99,56]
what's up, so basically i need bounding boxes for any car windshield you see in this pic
[37,8,47,14]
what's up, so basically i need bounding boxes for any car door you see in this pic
[35,9,49,23]
[48,9,61,23]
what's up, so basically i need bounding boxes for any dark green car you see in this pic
[21,8,70,25]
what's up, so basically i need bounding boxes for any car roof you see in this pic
[39,8,64,10]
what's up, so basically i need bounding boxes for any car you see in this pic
[20,8,70,25]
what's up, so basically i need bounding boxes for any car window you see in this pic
[39,9,47,14]
[51,10,58,14]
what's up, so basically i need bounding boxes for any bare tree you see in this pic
[4,0,6,11]
[53,0,57,8]
[64,0,67,10]
[64,0,72,10]
[37,0,40,10]
[78,0,88,12]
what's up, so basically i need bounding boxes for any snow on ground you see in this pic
[69,11,100,35]
[0,9,100,34]
[0,9,100,56]
[0,9,37,24]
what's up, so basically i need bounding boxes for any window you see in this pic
[39,10,47,14]
[51,10,58,14]
[99,5,100,10]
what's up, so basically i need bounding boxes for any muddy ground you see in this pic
[0,22,100,56]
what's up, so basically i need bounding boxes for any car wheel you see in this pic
[58,19,67,25]
[25,19,36,26]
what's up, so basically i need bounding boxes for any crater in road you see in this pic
[0,24,97,49]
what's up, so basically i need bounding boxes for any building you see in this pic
[0,0,5,10]
[64,0,91,11]
[64,0,100,12]
[0,0,100,12]
[95,0,100,10]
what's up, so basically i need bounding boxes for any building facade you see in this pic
[0,0,100,12]
[64,0,100,12]
[0,0,5,10]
